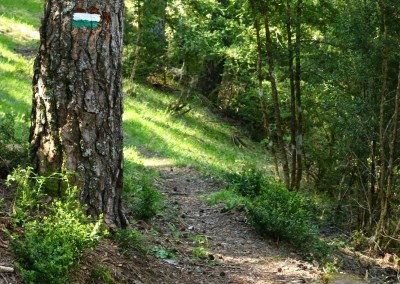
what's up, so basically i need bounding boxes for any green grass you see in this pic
[0,0,41,128]
[0,2,41,159]
[123,81,271,177]
[0,0,43,28]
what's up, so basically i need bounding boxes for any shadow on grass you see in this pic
[123,112,248,178]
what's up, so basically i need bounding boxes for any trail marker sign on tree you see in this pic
[72,13,101,28]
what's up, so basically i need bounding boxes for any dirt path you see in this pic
[151,160,323,284]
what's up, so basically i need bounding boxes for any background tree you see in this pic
[124,0,400,250]
[29,0,127,228]
[127,0,167,80]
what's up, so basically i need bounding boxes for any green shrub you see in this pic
[245,179,318,247]
[90,265,116,284]
[7,170,105,284]
[129,175,162,220]
[6,166,46,223]
[112,227,147,256]
[227,165,265,197]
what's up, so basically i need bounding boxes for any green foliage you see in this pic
[227,165,265,197]
[190,235,209,260]
[7,169,105,284]
[123,80,269,177]
[90,265,116,284]
[6,167,45,222]
[168,223,181,239]
[211,168,322,250]
[112,228,147,256]
[128,175,162,221]
[151,246,177,260]
[350,230,370,251]
[245,181,318,247]
[219,167,319,247]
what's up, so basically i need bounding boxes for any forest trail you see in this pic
[145,153,323,284]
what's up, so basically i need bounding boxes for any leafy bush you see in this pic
[90,265,116,284]
[128,175,162,220]
[112,227,147,256]
[6,167,46,223]
[245,180,318,247]
[227,165,265,197]
[7,170,105,284]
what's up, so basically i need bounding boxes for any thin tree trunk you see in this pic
[130,0,142,81]
[30,0,127,228]
[369,139,377,228]
[374,0,389,243]
[294,0,303,189]
[286,0,297,189]
[383,62,400,249]
[249,0,280,180]
[260,0,290,188]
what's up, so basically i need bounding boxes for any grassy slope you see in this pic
[0,0,42,140]
[0,0,270,187]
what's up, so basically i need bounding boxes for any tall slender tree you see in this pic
[260,0,290,188]
[249,0,280,180]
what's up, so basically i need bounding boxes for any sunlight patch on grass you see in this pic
[0,17,39,42]
[123,82,270,177]
[143,158,174,168]
[0,18,38,117]
[0,73,32,113]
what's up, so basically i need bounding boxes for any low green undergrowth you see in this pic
[6,168,106,284]
[90,265,116,284]
[209,166,330,258]
[126,173,163,221]
[112,227,147,256]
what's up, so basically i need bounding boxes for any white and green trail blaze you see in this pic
[72,13,101,28]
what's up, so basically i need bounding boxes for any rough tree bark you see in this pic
[29,0,127,228]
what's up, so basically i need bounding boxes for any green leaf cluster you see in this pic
[128,175,162,220]
[7,169,105,284]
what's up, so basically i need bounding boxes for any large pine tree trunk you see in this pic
[29,0,127,228]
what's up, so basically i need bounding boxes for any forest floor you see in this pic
[1,151,399,283]
[1,155,323,284]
